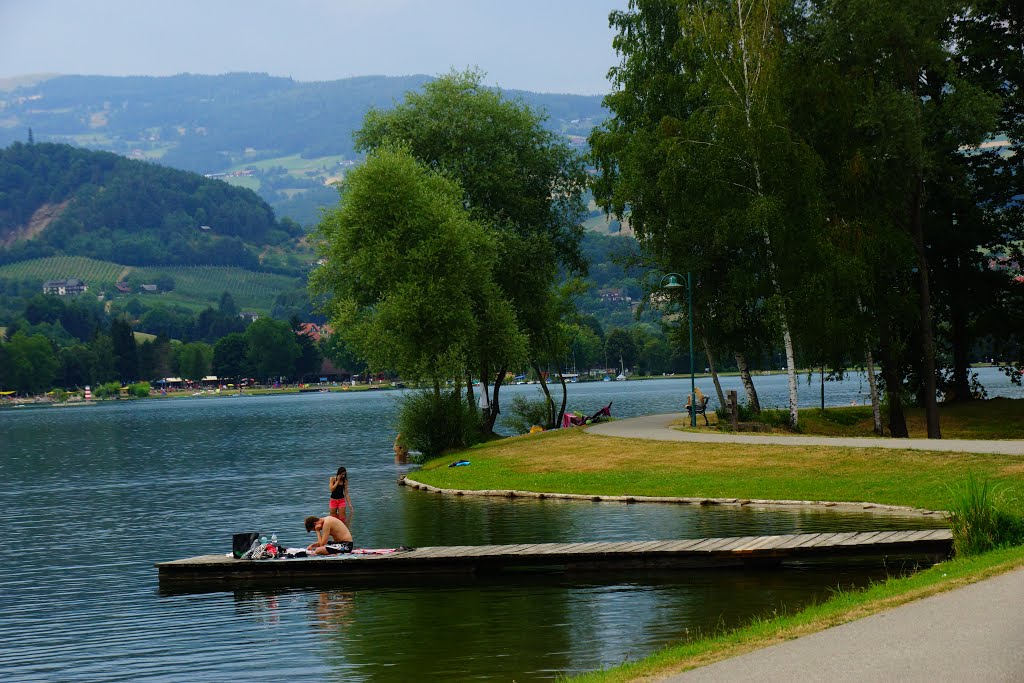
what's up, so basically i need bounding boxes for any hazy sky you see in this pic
[0,0,631,94]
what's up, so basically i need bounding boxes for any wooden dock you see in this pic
[157,529,952,588]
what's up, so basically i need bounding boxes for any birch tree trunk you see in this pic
[719,0,799,428]
[735,351,761,413]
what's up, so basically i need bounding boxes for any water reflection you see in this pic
[0,380,968,681]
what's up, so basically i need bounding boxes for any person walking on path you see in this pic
[329,466,354,527]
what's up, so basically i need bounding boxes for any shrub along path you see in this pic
[587,413,1024,456]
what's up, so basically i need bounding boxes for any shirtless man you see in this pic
[305,515,353,555]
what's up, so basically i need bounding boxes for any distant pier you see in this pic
[157,529,952,589]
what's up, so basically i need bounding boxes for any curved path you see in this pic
[664,567,1024,682]
[586,413,1024,455]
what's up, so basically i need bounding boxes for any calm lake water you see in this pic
[2,370,1015,681]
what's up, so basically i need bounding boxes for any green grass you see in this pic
[706,399,1024,440]
[411,424,1024,681]
[412,428,1024,514]
[0,256,128,285]
[137,266,299,311]
[222,176,261,191]
[568,544,1024,682]
[227,152,349,176]
[0,258,302,312]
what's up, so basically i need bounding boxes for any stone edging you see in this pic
[399,476,947,518]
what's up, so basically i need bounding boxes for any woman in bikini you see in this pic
[329,466,353,527]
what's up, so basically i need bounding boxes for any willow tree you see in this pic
[591,0,824,428]
[310,144,524,398]
[354,69,587,433]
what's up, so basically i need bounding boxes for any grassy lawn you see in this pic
[692,398,1024,440]
[412,428,1024,514]
[570,544,1024,682]
[411,422,1024,682]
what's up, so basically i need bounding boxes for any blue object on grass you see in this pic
[448,459,471,467]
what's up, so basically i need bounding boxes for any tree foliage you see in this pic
[312,144,521,385]
[354,70,586,428]
[0,142,299,268]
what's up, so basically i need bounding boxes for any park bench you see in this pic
[686,393,710,425]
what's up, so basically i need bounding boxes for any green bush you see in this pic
[127,382,151,398]
[503,393,552,434]
[947,474,1024,556]
[93,382,123,399]
[819,406,872,426]
[396,389,481,462]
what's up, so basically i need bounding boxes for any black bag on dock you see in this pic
[233,532,260,558]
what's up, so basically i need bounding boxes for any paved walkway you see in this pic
[663,568,1024,682]
[586,413,1024,455]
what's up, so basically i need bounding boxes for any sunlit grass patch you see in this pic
[413,429,1024,513]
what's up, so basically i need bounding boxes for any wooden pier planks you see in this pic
[157,529,953,585]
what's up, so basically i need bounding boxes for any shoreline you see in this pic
[399,476,947,518]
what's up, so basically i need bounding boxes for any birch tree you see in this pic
[592,0,823,428]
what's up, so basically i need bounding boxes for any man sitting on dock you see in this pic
[305,515,354,555]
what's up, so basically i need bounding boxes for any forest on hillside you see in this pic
[0,142,303,268]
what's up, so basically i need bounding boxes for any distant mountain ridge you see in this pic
[0,73,607,174]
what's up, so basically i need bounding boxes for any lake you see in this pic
[3,369,1015,681]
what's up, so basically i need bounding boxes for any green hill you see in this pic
[0,142,305,269]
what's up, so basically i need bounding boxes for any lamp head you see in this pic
[663,274,684,289]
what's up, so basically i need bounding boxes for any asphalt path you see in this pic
[663,568,1024,682]
[586,413,1024,455]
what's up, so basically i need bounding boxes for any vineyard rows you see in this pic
[137,266,300,309]
[0,256,127,284]
[0,258,302,311]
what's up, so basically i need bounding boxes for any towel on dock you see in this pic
[278,546,414,559]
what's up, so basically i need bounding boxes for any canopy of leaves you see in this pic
[311,144,524,382]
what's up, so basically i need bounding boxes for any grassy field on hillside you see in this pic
[0,257,301,312]
[133,266,301,311]
[228,153,349,175]
[0,256,128,285]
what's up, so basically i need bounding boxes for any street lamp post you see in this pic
[661,272,695,426]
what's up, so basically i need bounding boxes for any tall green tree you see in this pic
[176,342,213,381]
[4,332,58,395]
[354,69,586,431]
[212,333,250,383]
[791,0,1004,437]
[110,317,138,383]
[591,0,824,428]
[243,317,300,382]
[311,144,522,394]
